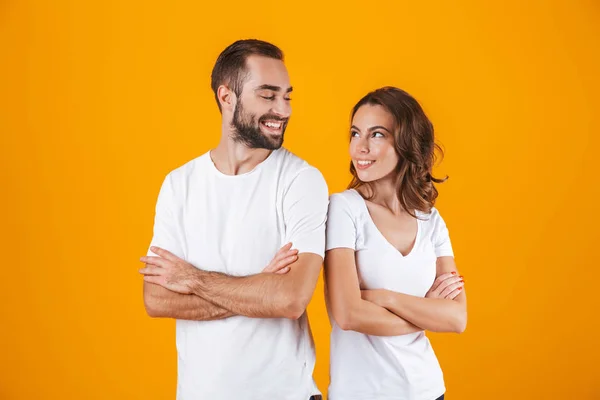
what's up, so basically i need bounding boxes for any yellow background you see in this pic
[1,0,599,399]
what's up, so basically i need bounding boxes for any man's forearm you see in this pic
[189,270,304,319]
[141,250,321,320]
[144,281,235,321]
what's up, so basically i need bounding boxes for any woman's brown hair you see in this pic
[348,86,447,218]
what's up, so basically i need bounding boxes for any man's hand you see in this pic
[140,242,298,295]
[425,272,464,300]
[139,247,199,294]
[262,242,298,275]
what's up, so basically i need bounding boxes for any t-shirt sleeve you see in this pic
[432,209,454,258]
[326,193,357,251]
[147,173,186,259]
[282,167,329,258]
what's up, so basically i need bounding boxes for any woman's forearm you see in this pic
[335,298,423,336]
[364,290,467,333]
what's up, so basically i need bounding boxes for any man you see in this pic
[139,39,327,400]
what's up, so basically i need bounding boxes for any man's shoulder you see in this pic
[166,151,211,181]
[274,147,308,170]
[158,152,211,199]
[275,148,324,182]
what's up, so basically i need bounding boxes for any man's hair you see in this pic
[210,39,284,112]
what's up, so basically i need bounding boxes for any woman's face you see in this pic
[349,104,399,183]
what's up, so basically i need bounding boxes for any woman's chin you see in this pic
[357,171,377,182]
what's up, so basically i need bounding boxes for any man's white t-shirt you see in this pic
[325,189,454,400]
[147,148,329,400]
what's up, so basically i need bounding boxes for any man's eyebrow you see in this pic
[254,85,293,93]
[255,84,280,92]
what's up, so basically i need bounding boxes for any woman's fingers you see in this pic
[430,272,457,292]
[439,279,465,298]
[432,275,463,295]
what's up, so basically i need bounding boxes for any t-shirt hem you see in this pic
[328,386,446,400]
[325,244,356,252]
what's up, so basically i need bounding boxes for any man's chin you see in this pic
[261,130,284,149]
[270,135,284,149]
[263,140,283,150]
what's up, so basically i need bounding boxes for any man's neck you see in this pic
[210,133,273,176]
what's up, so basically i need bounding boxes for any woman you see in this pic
[325,87,467,400]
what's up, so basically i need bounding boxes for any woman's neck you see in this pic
[360,175,406,215]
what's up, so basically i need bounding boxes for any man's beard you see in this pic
[231,100,287,150]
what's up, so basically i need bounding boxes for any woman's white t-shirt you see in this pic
[325,189,454,400]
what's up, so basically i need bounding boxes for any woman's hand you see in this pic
[425,272,464,300]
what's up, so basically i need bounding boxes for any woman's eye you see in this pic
[261,96,275,100]
[350,131,359,137]
[372,132,384,138]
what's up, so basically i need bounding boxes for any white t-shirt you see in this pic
[325,189,454,400]
[147,148,329,400]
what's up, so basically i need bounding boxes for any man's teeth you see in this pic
[358,160,374,166]
[264,121,282,129]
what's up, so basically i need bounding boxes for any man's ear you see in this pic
[217,85,236,112]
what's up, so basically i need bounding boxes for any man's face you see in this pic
[231,55,292,150]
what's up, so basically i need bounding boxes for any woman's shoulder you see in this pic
[330,189,364,206]
[418,206,441,220]
[329,189,366,215]
[417,206,450,236]
[417,206,444,224]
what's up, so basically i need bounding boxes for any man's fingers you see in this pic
[143,275,165,285]
[149,246,180,262]
[265,254,298,273]
[263,249,298,273]
[275,254,298,270]
[279,249,298,262]
[275,266,290,274]
[140,256,170,268]
[262,264,275,273]
[275,243,294,258]
[275,249,298,261]
[139,266,163,276]
[277,242,293,253]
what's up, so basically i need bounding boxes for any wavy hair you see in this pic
[348,87,447,217]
